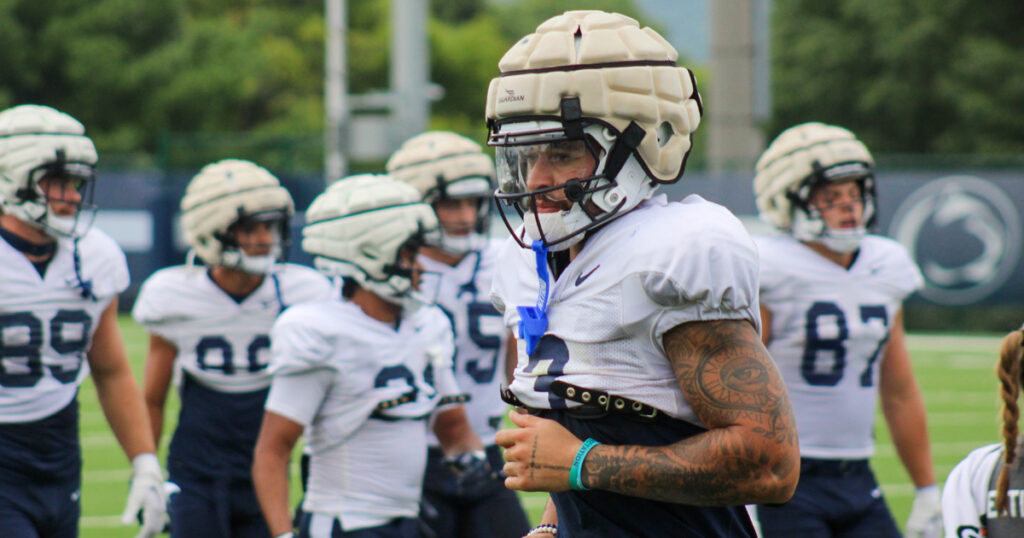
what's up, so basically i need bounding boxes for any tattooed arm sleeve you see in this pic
[580,319,799,505]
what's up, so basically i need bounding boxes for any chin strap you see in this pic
[71,239,96,301]
[516,240,550,356]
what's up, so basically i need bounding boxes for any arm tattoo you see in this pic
[581,320,798,505]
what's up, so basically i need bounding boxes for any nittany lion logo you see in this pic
[889,176,1021,305]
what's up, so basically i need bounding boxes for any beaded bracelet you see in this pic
[526,523,558,536]
[569,438,601,490]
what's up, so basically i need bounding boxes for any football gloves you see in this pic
[905,485,942,538]
[121,453,170,538]
[444,450,500,498]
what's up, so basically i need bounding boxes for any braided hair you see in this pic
[994,325,1024,515]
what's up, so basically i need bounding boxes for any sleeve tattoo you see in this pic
[580,319,798,505]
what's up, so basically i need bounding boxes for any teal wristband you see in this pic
[569,438,601,491]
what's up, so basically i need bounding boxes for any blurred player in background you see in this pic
[0,104,167,537]
[751,122,941,537]
[942,323,1024,537]
[133,159,331,537]
[486,11,799,537]
[387,131,530,538]
[252,174,486,538]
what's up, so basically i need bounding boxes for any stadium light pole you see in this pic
[325,0,348,183]
[708,0,770,173]
[391,0,430,147]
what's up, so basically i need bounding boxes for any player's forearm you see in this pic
[252,443,294,535]
[883,389,936,487]
[94,368,157,458]
[540,496,558,525]
[434,406,484,455]
[580,425,798,505]
[145,402,164,449]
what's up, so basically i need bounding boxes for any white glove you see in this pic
[906,485,942,538]
[121,453,169,538]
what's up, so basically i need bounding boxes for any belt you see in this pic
[500,382,662,421]
[800,458,870,477]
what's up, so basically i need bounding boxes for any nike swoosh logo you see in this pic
[575,265,600,286]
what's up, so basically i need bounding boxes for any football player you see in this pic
[252,174,486,538]
[132,159,332,537]
[751,122,941,537]
[942,323,1024,538]
[0,104,166,537]
[387,131,530,538]
[486,11,799,537]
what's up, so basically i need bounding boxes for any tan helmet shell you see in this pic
[754,122,874,229]
[485,10,702,183]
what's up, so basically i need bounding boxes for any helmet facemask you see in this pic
[217,208,291,275]
[386,130,497,257]
[788,162,876,254]
[490,100,652,251]
[426,177,491,256]
[380,226,442,312]
[12,150,98,239]
[302,174,441,313]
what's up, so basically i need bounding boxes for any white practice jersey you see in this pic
[266,299,458,530]
[942,443,1002,538]
[0,229,128,422]
[491,194,760,423]
[420,239,508,446]
[132,264,332,393]
[756,234,922,459]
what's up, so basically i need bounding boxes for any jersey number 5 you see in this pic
[802,302,888,387]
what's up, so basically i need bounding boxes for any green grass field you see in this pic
[78,317,1007,536]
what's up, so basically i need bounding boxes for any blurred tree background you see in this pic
[1,0,1021,172]
[0,0,654,173]
[771,0,1024,155]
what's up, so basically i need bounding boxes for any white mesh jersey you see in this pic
[419,239,508,446]
[491,194,760,423]
[0,228,128,422]
[942,442,1024,537]
[265,299,458,530]
[942,443,1001,538]
[756,234,922,459]
[132,264,332,393]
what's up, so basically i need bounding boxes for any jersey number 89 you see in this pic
[0,310,91,388]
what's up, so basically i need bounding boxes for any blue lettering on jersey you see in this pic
[801,302,888,387]
[523,335,569,408]
[465,302,502,384]
[195,335,271,374]
[0,310,90,388]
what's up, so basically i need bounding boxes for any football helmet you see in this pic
[302,174,439,309]
[754,122,876,253]
[180,159,294,274]
[485,10,703,250]
[386,131,495,255]
[0,104,99,238]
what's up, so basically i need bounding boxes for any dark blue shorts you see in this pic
[419,445,529,538]
[539,409,756,538]
[0,399,81,537]
[756,458,900,537]
[297,513,419,538]
[168,476,270,538]
[0,478,80,538]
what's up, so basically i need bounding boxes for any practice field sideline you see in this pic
[77,319,1006,536]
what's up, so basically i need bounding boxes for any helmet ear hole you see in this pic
[656,122,673,148]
